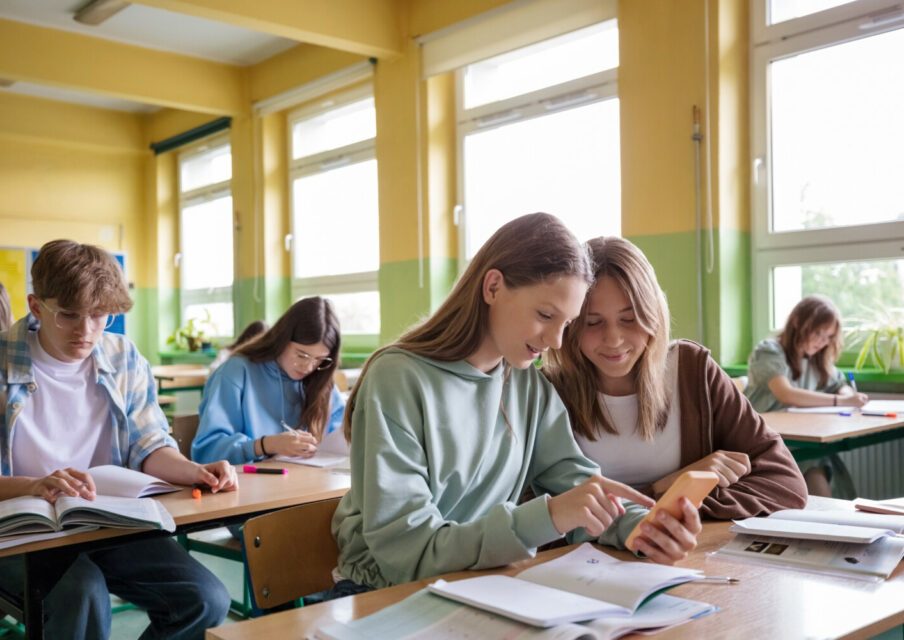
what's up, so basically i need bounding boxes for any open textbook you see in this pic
[275,426,350,468]
[716,508,904,580]
[310,589,716,640]
[0,494,176,538]
[730,507,904,544]
[427,543,703,627]
[88,465,181,498]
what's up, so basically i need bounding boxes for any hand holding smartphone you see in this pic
[625,470,719,550]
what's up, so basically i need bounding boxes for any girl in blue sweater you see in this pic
[193,297,346,464]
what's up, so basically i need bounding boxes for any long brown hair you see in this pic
[778,295,842,386]
[545,237,670,441]
[235,297,340,440]
[343,212,592,440]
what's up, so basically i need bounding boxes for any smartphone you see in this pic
[625,470,719,550]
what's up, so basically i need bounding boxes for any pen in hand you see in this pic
[847,371,857,393]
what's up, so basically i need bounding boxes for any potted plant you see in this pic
[844,306,904,373]
[167,311,213,352]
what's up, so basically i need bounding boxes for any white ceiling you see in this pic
[0,0,301,113]
[0,0,298,65]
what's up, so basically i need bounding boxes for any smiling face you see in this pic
[28,295,107,363]
[470,271,588,372]
[579,276,652,396]
[276,340,332,380]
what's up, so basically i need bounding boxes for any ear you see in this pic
[481,269,505,305]
[26,294,41,319]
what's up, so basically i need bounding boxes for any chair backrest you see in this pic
[242,497,341,610]
[171,413,200,459]
[333,369,349,392]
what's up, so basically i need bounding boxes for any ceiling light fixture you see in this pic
[73,0,130,26]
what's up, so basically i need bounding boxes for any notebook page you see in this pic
[516,543,702,611]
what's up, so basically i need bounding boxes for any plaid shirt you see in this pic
[0,315,176,476]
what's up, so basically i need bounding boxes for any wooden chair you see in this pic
[171,413,200,458]
[333,369,349,393]
[170,413,252,618]
[242,497,341,612]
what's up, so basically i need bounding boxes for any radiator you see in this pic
[839,440,904,500]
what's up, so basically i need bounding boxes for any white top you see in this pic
[12,332,113,477]
[575,346,682,487]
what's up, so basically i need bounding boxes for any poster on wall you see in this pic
[0,246,126,335]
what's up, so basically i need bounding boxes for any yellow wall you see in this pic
[0,92,148,282]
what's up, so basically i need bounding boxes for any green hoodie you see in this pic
[332,348,647,589]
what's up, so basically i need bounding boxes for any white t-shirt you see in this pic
[575,346,682,488]
[11,332,113,477]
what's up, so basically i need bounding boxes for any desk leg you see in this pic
[23,548,78,640]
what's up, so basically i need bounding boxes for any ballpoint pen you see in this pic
[697,575,739,584]
[847,371,857,393]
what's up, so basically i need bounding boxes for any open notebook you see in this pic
[275,427,350,468]
[425,543,704,627]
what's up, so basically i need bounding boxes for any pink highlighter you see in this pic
[243,465,287,475]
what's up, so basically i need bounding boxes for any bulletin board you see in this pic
[0,246,127,335]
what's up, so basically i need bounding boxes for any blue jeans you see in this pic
[0,536,230,640]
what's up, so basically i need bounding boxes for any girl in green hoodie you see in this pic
[331,213,701,594]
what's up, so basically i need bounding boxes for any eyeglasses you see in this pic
[40,300,114,331]
[295,349,333,371]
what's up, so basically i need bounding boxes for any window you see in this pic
[457,20,621,261]
[751,0,904,341]
[288,85,380,340]
[178,137,234,338]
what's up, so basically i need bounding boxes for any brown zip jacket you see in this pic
[673,340,807,519]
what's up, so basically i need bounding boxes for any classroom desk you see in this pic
[151,364,210,393]
[206,503,904,640]
[762,410,904,463]
[0,461,350,640]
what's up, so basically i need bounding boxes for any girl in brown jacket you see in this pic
[545,237,807,519]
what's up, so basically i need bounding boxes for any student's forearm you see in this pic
[141,446,205,484]
[772,386,839,407]
[0,476,42,500]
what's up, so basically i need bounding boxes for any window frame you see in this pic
[177,133,234,336]
[455,23,619,268]
[287,84,380,341]
[750,0,904,341]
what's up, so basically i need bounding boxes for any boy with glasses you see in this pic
[0,239,236,640]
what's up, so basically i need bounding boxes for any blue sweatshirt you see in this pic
[333,348,647,589]
[191,355,346,464]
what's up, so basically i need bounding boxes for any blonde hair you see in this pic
[343,212,592,440]
[545,236,670,441]
[778,295,842,387]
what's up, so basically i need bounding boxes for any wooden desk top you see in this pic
[0,461,350,558]
[206,515,904,640]
[762,410,904,443]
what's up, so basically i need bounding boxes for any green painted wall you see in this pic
[628,228,751,366]
[379,256,458,345]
